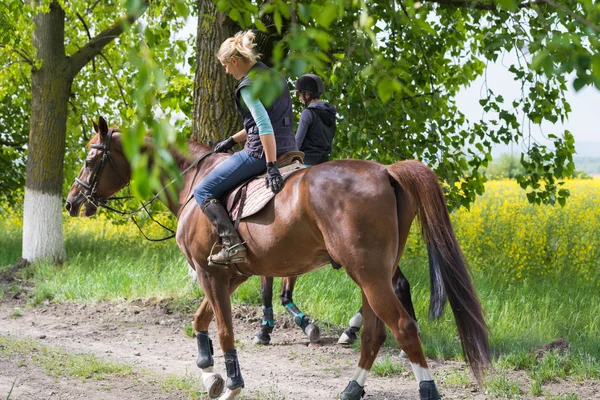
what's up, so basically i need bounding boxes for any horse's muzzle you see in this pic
[65,197,97,217]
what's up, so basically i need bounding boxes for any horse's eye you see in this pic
[85,159,92,168]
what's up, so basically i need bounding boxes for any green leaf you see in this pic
[497,0,518,10]
[313,4,337,28]
[273,10,282,34]
[298,3,311,23]
[254,19,266,32]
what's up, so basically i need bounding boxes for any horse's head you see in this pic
[66,117,131,217]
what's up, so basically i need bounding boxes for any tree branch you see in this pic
[98,51,130,108]
[69,4,147,76]
[544,0,600,32]
[76,12,95,72]
[421,0,547,11]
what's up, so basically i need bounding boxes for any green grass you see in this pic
[0,336,133,380]
[442,368,471,387]
[2,180,600,394]
[485,373,522,398]
[0,336,207,399]
[371,355,405,377]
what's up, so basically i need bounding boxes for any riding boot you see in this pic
[201,199,247,266]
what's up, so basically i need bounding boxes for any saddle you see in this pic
[224,151,305,225]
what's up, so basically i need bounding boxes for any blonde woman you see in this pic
[193,30,297,267]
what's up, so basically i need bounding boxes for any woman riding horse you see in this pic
[193,30,296,267]
[66,33,490,400]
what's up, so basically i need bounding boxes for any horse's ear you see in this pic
[92,120,99,134]
[98,116,109,140]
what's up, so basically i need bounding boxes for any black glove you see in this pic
[265,161,283,194]
[213,136,236,153]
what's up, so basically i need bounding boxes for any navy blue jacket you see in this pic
[235,62,297,158]
[295,101,337,165]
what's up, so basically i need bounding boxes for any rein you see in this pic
[75,131,214,241]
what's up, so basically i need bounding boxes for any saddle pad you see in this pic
[225,160,305,221]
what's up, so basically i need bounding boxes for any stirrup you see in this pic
[208,241,247,268]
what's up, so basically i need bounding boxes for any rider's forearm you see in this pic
[260,134,277,163]
[232,129,246,143]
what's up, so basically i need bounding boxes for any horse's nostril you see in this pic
[65,201,72,212]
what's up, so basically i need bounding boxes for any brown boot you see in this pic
[201,199,247,266]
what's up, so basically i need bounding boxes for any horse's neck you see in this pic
[160,141,213,217]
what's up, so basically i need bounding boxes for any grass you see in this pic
[0,335,209,399]
[371,355,405,377]
[1,180,600,397]
[484,373,522,398]
[0,336,133,380]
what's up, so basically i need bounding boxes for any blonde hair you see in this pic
[217,30,261,63]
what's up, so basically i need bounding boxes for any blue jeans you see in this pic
[194,150,266,206]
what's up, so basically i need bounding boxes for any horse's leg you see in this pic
[254,276,275,345]
[391,267,421,359]
[338,266,418,346]
[280,276,320,343]
[193,298,225,399]
[363,279,440,400]
[194,273,248,400]
[340,292,386,400]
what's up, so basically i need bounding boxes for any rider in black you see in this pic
[294,74,337,167]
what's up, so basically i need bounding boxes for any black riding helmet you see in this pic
[294,74,325,97]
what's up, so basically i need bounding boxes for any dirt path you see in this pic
[0,298,595,399]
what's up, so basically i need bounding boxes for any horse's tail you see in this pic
[387,160,490,382]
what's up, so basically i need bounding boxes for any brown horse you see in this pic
[66,117,490,400]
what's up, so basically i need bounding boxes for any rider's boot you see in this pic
[201,199,247,266]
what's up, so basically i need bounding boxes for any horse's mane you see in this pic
[85,129,213,171]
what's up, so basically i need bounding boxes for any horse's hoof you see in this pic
[340,380,365,400]
[305,323,321,343]
[202,372,225,399]
[337,331,357,345]
[253,332,271,345]
[419,380,441,400]
[218,387,243,400]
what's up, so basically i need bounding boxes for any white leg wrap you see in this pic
[411,363,433,383]
[218,387,242,399]
[349,312,363,328]
[201,367,217,388]
[351,367,369,387]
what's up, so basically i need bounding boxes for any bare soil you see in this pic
[0,298,598,400]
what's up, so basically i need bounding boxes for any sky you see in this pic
[456,51,600,156]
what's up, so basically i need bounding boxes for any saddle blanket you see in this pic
[225,158,305,222]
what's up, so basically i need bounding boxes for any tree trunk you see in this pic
[191,0,240,144]
[22,2,71,263]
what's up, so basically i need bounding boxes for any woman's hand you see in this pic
[266,162,283,193]
[213,136,236,153]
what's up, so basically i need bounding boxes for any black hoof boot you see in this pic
[224,349,245,390]
[254,307,274,345]
[340,380,365,400]
[419,380,441,400]
[196,331,214,369]
[253,327,272,345]
[337,327,359,345]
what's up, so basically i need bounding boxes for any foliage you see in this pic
[215,0,600,208]
[3,0,599,210]
[0,0,195,202]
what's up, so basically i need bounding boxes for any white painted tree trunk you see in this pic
[22,189,66,263]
